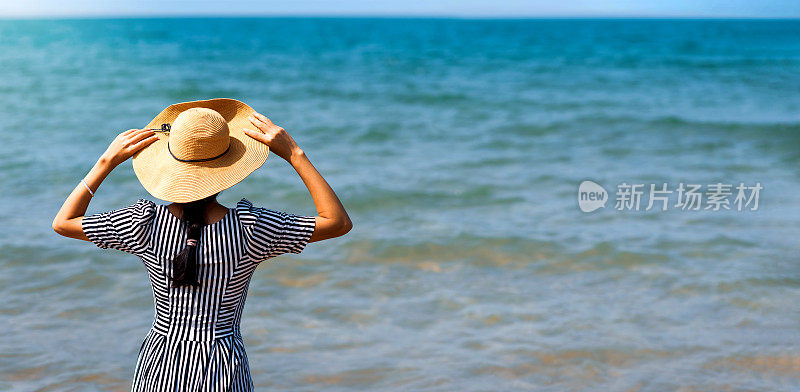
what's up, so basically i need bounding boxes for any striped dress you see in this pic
[81,197,316,392]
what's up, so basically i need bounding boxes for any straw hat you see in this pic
[132,98,269,203]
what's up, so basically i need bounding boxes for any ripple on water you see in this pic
[702,353,800,376]
[300,366,417,389]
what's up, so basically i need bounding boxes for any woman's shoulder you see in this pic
[135,198,157,207]
[234,197,294,226]
[235,197,254,209]
[97,198,157,219]
[84,198,157,234]
[234,197,260,225]
[131,198,158,223]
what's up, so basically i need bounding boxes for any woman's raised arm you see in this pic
[244,112,352,243]
[52,129,158,240]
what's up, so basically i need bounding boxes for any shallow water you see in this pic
[1,18,799,391]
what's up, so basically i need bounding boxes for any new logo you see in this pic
[578,180,608,212]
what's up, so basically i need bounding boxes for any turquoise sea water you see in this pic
[1,18,800,391]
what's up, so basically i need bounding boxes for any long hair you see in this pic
[168,193,219,288]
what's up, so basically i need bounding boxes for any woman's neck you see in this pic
[166,202,229,225]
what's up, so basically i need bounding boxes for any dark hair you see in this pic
[168,192,220,288]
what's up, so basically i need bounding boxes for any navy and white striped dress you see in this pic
[81,198,316,392]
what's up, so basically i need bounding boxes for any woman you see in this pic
[51,99,352,391]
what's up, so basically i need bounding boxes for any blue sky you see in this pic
[1,0,798,18]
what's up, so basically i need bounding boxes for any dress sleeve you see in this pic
[236,198,316,263]
[81,199,156,256]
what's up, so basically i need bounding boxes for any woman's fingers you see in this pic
[129,129,156,144]
[130,134,158,152]
[253,111,273,124]
[122,129,149,142]
[249,115,265,127]
[249,116,271,133]
[250,111,278,127]
[249,113,283,136]
[243,128,266,143]
[249,112,266,124]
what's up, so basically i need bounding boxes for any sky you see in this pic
[0,0,798,18]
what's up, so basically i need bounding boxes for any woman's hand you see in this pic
[244,112,301,161]
[100,128,158,167]
[53,129,156,240]
[244,110,351,242]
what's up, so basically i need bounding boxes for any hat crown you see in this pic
[169,108,230,161]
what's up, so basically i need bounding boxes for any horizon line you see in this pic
[0,13,798,20]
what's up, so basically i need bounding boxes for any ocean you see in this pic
[1,17,799,391]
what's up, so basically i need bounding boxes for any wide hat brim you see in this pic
[132,98,269,203]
